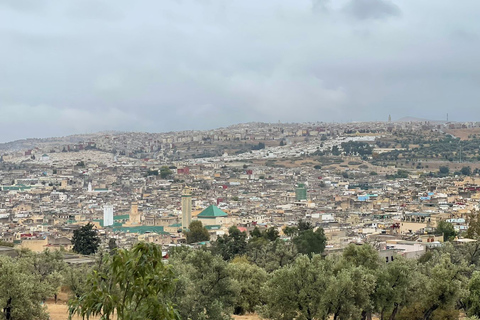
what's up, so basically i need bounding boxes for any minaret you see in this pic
[129,201,140,225]
[181,187,192,230]
[388,115,392,123]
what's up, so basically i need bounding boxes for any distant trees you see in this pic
[466,212,480,239]
[249,226,279,242]
[284,220,327,257]
[331,145,341,156]
[293,227,327,257]
[462,166,473,176]
[251,142,266,150]
[211,226,248,260]
[387,169,409,180]
[439,166,450,175]
[160,166,173,179]
[341,141,374,156]
[248,238,298,273]
[185,221,210,244]
[436,220,457,242]
[71,223,101,255]
[147,169,159,176]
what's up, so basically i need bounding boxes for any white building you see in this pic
[103,204,114,227]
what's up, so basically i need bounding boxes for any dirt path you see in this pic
[46,302,260,320]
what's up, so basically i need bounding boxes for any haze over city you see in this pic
[1,0,480,142]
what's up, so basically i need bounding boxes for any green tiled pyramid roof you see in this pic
[198,205,227,218]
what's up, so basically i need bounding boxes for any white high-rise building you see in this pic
[104,204,114,227]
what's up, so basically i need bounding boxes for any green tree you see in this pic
[185,220,210,244]
[27,249,66,303]
[108,238,118,252]
[260,255,333,320]
[466,271,480,318]
[293,227,327,257]
[462,166,473,176]
[436,221,457,242]
[63,264,91,299]
[341,243,381,271]
[298,219,313,231]
[170,248,238,320]
[399,253,468,320]
[0,255,57,320]
[439,166,450,175]
[249,226,279,242]
[160,166,173,179]
[71,223,101,255]
[338,244,381,319]
[263,227,279,241]
[212,226,248,260]
[325,266,376,320]
[229,258,267,315]
[250,227,263,238]
[247,238,298,273]
[373,257,418,320]
[69,242,179,320]
[466,212,480,239]
[283,226,298,237]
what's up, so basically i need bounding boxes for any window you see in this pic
[386,257,389,262]
[391,256,394,261]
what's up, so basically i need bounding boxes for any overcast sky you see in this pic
[1,0,480,142]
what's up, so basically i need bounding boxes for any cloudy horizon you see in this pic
[1,0,480,142]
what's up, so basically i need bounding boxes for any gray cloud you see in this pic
[343,0,400,20]
[312,0,330,12]
[0,0,480,142]
[0,0,45,13]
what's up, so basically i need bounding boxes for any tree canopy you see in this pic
[211,226,248,260]
[71,222,101,255]
[69,242,179,320]
[185,220,210,244]
[0,250,65,320]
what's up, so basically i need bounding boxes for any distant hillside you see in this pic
[0,132,120,152]
[395,116,448,123]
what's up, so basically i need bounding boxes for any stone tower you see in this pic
[181,187,192,230]
[129,201,141,225]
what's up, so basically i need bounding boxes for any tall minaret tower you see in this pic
[181,187,192,230]
[129,201,140,225]
[388,114,392,123]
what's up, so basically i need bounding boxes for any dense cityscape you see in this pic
[2,120,480,319]
[3,0,480,319]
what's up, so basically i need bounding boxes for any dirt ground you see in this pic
[446,128,480,140]
[46,298,260,320]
